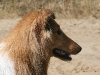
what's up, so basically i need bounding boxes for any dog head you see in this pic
[14,9,81,61]
[30,9,82,61]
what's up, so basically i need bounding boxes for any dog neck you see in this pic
[1,42,50,75]
[1,34,50,75]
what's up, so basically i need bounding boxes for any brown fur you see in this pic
[0,9,81,75]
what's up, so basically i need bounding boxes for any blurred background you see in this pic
[0,0,100,19]
[0,1,100,75]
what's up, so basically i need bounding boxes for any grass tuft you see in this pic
[0,0,100,19]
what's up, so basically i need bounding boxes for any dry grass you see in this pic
[0,0,100,19]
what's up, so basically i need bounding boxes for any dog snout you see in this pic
[77,46,82,53]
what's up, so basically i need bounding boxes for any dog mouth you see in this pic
[52,48,72,61]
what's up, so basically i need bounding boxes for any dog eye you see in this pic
[57,30,61,35]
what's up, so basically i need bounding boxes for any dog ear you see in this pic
[41,9,55,31]
[41,9,55,19]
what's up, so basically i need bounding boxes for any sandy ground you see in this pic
[0,18,100,75]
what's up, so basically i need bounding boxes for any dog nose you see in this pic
[77,46,82,53]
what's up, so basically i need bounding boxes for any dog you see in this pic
[0,9,82,75]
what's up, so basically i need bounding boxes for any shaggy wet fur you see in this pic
[0,9,81,75]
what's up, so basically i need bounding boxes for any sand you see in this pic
[0,17,100,75]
